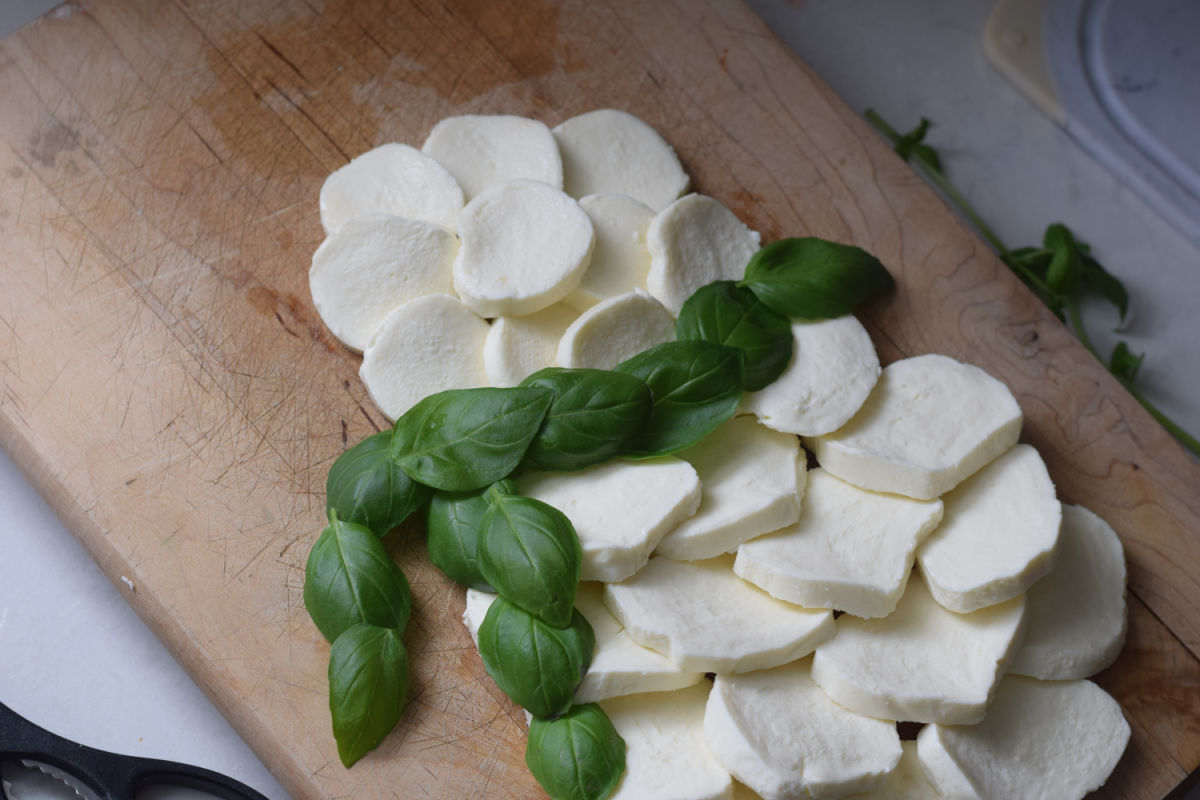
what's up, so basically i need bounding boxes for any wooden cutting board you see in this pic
[1,1,1197,797]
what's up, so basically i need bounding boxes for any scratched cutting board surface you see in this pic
[0,1,1198,798]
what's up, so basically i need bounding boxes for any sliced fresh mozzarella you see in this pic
[806,354,1022,500]
[1008,504,1126,680]
[844,741,942,800]
[553,109,690,211]
[483,303,578,387]
[916,676,1129,800]
[601,682,733,800]
[604,556,835,674]
[740,315,880,437]
[810,572,1026,725]
[567,194,656,309]
[318,142,463,234]
[913,725,981,800]
[704,660,901,800]
[462,588,497,647]
[359,293,490,420]
[917,444,1061,613]
[556,289,675,370]
[421,114,562,199]
[517,458,701,583]
[734,469,943,618]
[452,180,594,317]
[656,416,805,561]
[309,214,458,353]
[645,195,761,315]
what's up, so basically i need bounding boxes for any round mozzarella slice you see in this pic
[358,293,489,420]
[556,288,675,370]
[567,193,656,308]
[917,444,1062,613]
[704,661,901,800]
[741,315,880,437]
[1007,504,1127,680]
[810,571,1027,725]
[421,114,562,200]
[453,180,594,317]
[309,214,458,352]
[806,354,1023,500]
[553,108,690,211]
[847,741,943,800]
[915,676,1129,800]
[645,194,761,315]
[483,303,578,387]
[318,143,463,234]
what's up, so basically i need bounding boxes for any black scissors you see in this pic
[0,700,271,800]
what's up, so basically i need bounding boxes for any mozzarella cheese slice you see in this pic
[452,180,594,317]
[806,354,1022,500]
[604,556,835,674]
[645,194,761,315]
[704,660,902,800]
[1008,503,1126,680]
[843,741,942,800]
[318,142,464,234]
[462,587,497,647]
[517,457,701,583]
[917,444,1061,613]
[553,108,690,211]
[309,214,458,353]
[358,293,490,420]
[567,193,656,308]
[421,114,563,199]
[734,469,943,618]
[656,415,805,561]
[810,571,1027,725]
[483,303,578,387]
[556,288,676,370]
[915,676,1129,800]
[741,316,880,437]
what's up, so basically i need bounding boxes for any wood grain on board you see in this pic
[0,0,1197,798]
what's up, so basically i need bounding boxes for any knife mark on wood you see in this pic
[256,32,309,83]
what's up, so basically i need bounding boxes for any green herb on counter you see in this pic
[325,431,430,537]
[328,623,410,767]
[525,703,627,800]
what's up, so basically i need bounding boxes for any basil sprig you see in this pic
[675,280,793,391]
[526,703,626,800]
[328,623,410,767]
[740,237,895,320]
[326,431,430,537]
[426,480,515,591]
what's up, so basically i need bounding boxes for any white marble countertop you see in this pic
[2,2,1196,799]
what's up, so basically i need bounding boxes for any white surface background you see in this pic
[1,2,1197,799]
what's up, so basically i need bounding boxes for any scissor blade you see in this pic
[7,759,101,800]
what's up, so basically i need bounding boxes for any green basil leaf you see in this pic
[675,280,793,391]
[392,387,554,491]
[1109,340,1144,387]
[303,513,412,642]
[425,479,516,591]
[739,237,895,319]
[1080,253,1130,322]
[326,431,431,537]
[1043,223,1082,294]
[519,368,653,471]
[478,598,594,720]
[613,340,744,458]
[526,703,626,800]
[328,623,409,767]
[479,494,581,627]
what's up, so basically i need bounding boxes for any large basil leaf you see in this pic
[426,480,515,591]
[477,598,594,720]
[526,703,626,800]
[391,386,553,491]
[613,340,744,458]
[739,237,895,319]
[328,623,409,767]
[675,280,793,391]
[303,513,412,642]
[479,494,581,628]
[326,431,431,537]
[519,368,653,471]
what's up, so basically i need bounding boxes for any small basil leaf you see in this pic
[479,494,581,627]
[614,340,744,458]
[303,514,412,642]
[392,387,554,491]
[1043,224,1081,294]
[1109,341,1144,387]
[426,479,516,591]
[739,237,895,319]
[675,280,793,391]
[477,598,594,720]
[1080,253,1130,322]
[326,431,431,537]
[328,623,409,767]
[526,703,626,800]
[519,368,653,471]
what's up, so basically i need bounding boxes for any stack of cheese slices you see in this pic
[310,109,1131,800]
